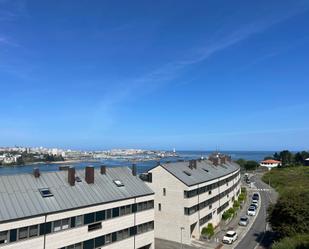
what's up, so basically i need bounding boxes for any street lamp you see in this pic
[180,227,185,249]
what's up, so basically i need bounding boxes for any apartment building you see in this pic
[0,165,154,249]
[141,154,241,245]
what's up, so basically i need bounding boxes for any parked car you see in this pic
[222,230,238,244]
[251,203,258,209]
[238,216,249,226]
[252,193,259,200]
[252,199,259,206]
[247,206,256,216]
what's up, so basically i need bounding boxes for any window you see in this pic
[53,220,62,232]
[83,239,94,249]
[163,188,166,196]
[105,234,112,244]
[95,236,104,248]
[113,180,124,187]
[0,231,8,244]
[9,229,17,242]
[62,218,70,230]
[84,213,95,224]
[112,207,119,217]
[39,188,53,198]
[18,227,28,240]
[209,190,212,195]
[29,225,38,237]
[88,222,102,232]
[120,206,126,216]
[76,215,83,227]
[209,204,212,210]
[106,209,112,219]
[95,211,105,221]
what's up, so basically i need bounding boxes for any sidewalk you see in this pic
[191,178,258,249]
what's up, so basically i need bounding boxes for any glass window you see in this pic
[125,205,131,215]
[95,211,105,221]
[84,213,95,225]
[53,220,62,232]
[163,188,166,196]
[95,236,104,247]
[9,229,17,242]
[29,225,38,237]
[83,239,94,249]
[0,231,8,244]
[158,203,161,211]
[112,207,119,217]
[18,227,28,240]
[75,243,82,249]
[62,218,70,230]
[120,206,126,216]
[123,228,129,239]
[105,234,112,244]
[106,209,112,219]
[76,215,83,227]
[137,203,143,212]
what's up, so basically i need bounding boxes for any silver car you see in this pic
[238,216,249,226]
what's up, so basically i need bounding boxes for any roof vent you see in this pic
[113,180,124,187]
[203,168,209,172]
[183,170,192,176]
[85,166,94,184]
[33,168,40,178]
[39,188,53,198]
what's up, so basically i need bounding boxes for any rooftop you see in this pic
[261,159,281,164]
[0,166,154,223]
[151,159,240,186]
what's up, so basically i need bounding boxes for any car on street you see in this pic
[222,230,238,244]
[247,206,256,216]
[252,199,259,206]
[251,203,258,209]
[238,216,249,226]
[252,193,260,200]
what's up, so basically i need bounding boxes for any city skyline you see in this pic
[1,0,309,150]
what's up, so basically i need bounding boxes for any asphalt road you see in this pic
[235,175,275,249]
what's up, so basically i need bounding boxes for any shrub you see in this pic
[222,208,236,220]
[233,200,240,210]
[201,223,214,238]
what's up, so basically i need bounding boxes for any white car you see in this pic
[252,199,259,206]
[222,230,238,244]
[247,206,256,216]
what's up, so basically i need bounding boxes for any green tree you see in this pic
[279,150,293,166]
[244,160,259,171]
[236,158,246,168]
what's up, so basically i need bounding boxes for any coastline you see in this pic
[0,159,100,168]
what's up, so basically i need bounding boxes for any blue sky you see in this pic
[1,0,309,151]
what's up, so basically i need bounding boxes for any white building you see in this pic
[260,159,281,170]
[0,166,154,249]
[141,155,241,246]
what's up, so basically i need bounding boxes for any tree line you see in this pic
[264,150,309,167]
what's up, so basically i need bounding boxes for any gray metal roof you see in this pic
[0,167,154,223]
[157,160,240,186]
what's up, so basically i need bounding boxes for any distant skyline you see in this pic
[1,0,309,151]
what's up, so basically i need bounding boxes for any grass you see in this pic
[262,166,309,195]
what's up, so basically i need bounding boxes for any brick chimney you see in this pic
[68,167,75,186]
[100,165,106,175]
[85,166,94,184]
[33,168,40,178]
[132,164,137,176]
[189,160,197,169]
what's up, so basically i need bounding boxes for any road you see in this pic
[235,174,276,249]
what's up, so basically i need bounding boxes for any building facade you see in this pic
[0,166,154,249]
[141,155,241,245]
